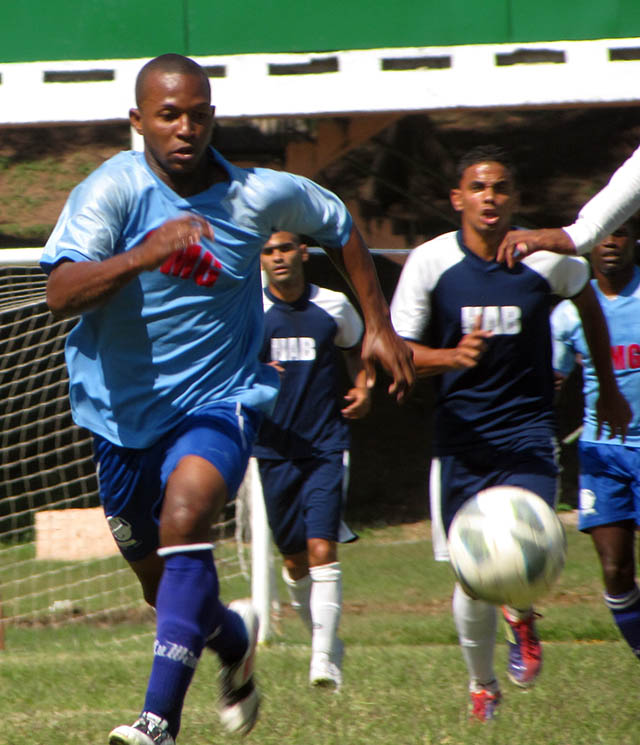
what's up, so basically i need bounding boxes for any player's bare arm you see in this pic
[322,225,415,402]
[571,282,631,440]
[47,213,213,318]
[341,346,371,419]
[496,228,577,268]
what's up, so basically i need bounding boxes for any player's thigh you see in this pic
[300,453,344,543]
[498,448,559,510]
[93,434,164,562]
[258,458,308,555]
[578,442,638,532]
[434,444,557,536]
[159,403,261,544]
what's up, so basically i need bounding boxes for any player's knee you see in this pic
[308,538,337,567]
[601,554,635,590]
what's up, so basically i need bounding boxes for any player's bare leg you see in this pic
[591,522,640,659]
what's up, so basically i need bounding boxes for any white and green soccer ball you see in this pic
[447,485,567,607]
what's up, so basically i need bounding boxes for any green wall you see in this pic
[3,0,640,63]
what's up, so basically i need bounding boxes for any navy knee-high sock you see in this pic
[143,547,219,737]
[604,585,640,660]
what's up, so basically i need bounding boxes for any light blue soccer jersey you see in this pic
[41,148,353,448]
[551,268,640,445]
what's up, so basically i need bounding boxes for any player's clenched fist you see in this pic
[134,214,214,271]
[451,313,492,369]
[451,328,492,369]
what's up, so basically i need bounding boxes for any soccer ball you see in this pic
[447,485,567,607]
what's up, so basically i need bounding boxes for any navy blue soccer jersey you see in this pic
[391,230,589,455]
[253,283,363,459]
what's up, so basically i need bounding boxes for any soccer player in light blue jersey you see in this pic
[255,231,370,690]
[552,220,640,663]
[390,145,630,722]
[41,54,413,745]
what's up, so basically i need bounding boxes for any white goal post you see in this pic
[0,247,276,649]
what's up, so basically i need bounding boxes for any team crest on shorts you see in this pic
[107,515,139,548]
[579,488,597,516]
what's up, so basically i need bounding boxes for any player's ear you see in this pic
[300,244,309,262]
[129,108,143,135]
[450,188,463,212]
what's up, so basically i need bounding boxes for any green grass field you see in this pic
[2,521,637,745]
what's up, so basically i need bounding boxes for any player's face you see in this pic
[130,69,214,184]
[451,161,516,238]
[261,232,308,287]
[591,225,635,278]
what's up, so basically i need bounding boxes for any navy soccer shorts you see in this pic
[257,452,344,556]
[430,440,558,561]
[93,402,261,561]
[578,441,640,531]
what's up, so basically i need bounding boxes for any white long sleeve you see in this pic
[563,143,640,254]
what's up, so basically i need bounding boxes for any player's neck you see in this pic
[268,279,305,303]
[596,268,634,298]
[149,150,228,197]
[461,226,502,262]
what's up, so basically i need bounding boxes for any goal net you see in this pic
[0,249,276,652]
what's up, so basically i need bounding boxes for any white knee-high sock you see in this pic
[452,582,498,691]
[281,566,313,633]
[309,562,342,658]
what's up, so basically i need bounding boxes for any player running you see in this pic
[255,231,369,689]
[40,54,413,745]
[390,145,630,721]
[552,220,640,662]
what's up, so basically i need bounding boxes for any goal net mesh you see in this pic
[0,258,253,651]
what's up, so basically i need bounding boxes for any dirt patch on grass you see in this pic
[0,123,129,247]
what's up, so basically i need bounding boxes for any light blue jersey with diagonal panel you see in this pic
[552,268,640,445]
[40,148,353,448]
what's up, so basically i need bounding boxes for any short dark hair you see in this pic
[135,54,210,107]
[455,145,517,186]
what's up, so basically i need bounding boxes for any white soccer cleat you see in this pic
[310,638,344,690]
[108,712,175,745]
[218,599,260,735]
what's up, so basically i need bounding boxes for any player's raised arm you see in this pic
[322,225,415,402]
[499,143,640,267]
[570,282,631,440]
[497,228,577,268]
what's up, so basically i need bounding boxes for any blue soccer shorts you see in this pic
[93,402,262,562]
[257,452,345,556]
[430,441,558,561]
[578,441,640,532]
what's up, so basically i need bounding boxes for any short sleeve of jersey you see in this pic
[255,171,353,249]
[550,299,581,375]
[311,286,363,348]
[523,251,589,298]
[390,232,461,341]
[40,153,134,272]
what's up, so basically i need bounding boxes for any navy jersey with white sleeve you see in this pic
[254,283,363,460]
[391,230,590,455]
[40,148,353,448]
